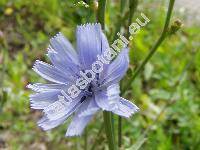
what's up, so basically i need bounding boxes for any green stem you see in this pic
[122,0,175,95]
[120,0,126,13]
[126,0,138,37]
[103,111,116,150]
[97,0,107,29]
[118,116,122,147]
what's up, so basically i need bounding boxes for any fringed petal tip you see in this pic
[50,32,63,42]
[37,116,63,131]
[33,60,53,68]
[122,107,139,118]
[29,93,36,99]
[127,106,140,118]
[76,23,101,32]
[65,129,83,137]
[26,83,33,90]
[37,123,54,131]
[32,59,70,84]
[135,106,140,112]
[37,117,48,131]
[37,123,51,131]
[32,60,45,72]
[26,84,40,92]
[111,98,140,118]
[46,46,57,54]
[77,23,101,32]
[123,100,140,115]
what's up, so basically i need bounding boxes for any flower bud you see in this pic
[168,19,183,35]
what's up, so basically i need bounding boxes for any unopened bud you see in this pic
[168,19,183,35]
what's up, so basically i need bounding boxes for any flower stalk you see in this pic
[103,111,116,150]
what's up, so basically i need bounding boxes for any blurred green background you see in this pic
[0,0,199,149]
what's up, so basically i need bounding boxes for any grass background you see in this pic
[0,0,200,149]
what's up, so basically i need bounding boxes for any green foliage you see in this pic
[0,0,199,149]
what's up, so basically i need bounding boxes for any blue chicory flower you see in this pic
[28,23,139,136]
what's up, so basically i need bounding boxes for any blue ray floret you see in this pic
[27,23,139,137]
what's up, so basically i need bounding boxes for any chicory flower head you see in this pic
[28,23,139,136]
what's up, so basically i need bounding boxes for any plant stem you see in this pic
[97,0,107,29]
[103,111,116,150]
[118,116,122,147]
[122,0,175,95]
[120,0,126,13]
[126,0,138,37]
